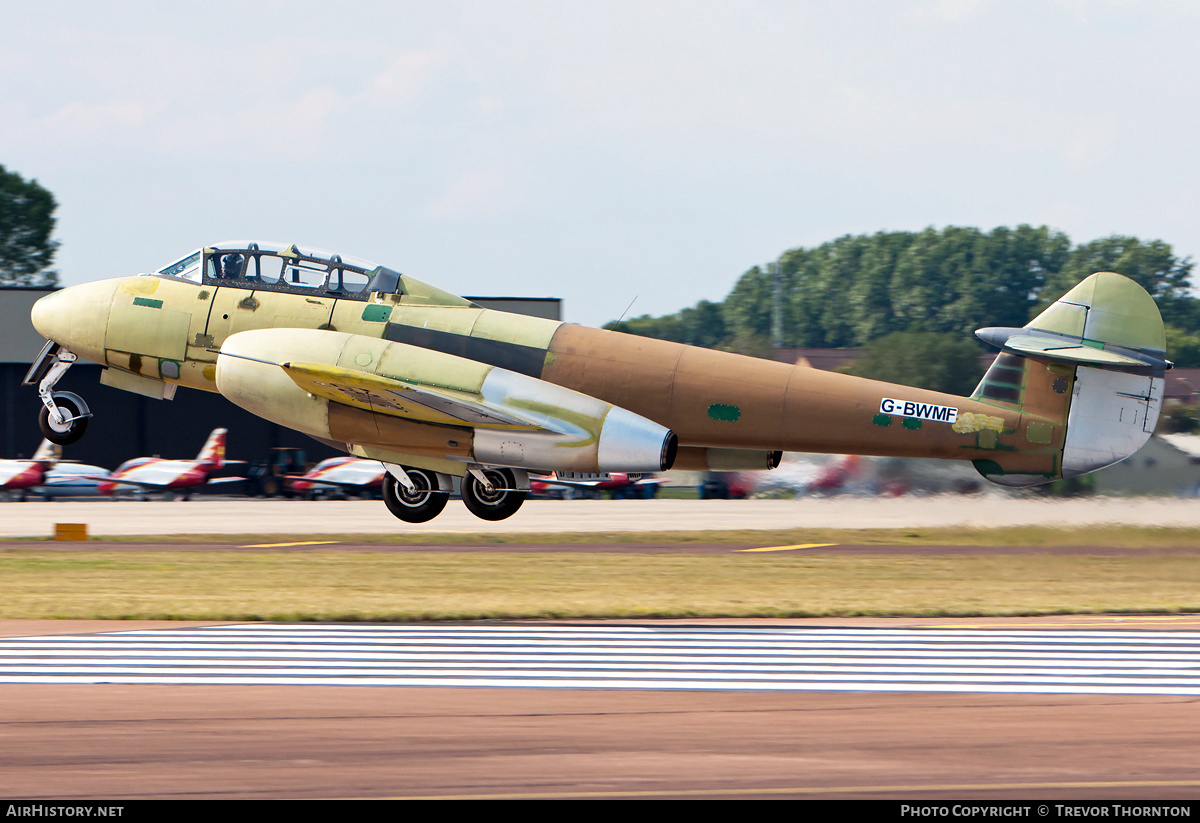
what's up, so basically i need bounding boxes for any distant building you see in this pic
[769,348,865,371]
[1092,434,1200,496]
[1165,368,1200,407]
[467,297,561,321]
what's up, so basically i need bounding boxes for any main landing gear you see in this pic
[382,466,449,523]
[381,464,527,523]
[23,341,91,446]
[462,467,525,521]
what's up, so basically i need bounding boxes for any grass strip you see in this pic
[0,549,1197,620]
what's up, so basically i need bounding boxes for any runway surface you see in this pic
[4,622,1200,695]
[6,495,1200,538]
[3,619,1200,799]
[3,492,1199,798]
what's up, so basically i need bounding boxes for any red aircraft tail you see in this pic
[30,439,61,467]
[195,428,227,470]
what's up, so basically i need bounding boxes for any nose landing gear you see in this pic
[38,392,90,445]
[23,341,91,446]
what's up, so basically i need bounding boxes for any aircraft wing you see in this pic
[279,361,546,431]
[85,475,244,490]
[86,475,175,490]
[532,474,670,490]
[532,475,604,489]
[293,477,379,489]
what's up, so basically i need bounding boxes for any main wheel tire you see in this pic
[462,468,526,521]
[38,394,88,446]
[382,469,448,523]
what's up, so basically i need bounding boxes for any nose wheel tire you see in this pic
[462,467,526,521]
[38,393,88,446]
[382,469,448,523]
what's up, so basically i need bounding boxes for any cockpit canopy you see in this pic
[154,241,403,300]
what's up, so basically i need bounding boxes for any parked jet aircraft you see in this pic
[0,439,60,500]
[287,456,384,498]
[25,241,1169,522]
[34,461,111,499]
[91,427,241,499]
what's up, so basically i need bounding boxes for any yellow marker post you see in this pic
[54,523,88,541]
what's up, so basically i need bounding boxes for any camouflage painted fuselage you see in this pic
[31,263,1074,480]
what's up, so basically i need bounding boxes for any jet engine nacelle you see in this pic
[215,328,676,475]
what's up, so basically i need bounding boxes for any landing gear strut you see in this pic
[23,341,91,446]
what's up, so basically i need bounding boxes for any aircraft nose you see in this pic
[30,279,120,363]
[30,290,64,340]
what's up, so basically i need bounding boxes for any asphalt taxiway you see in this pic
[4,495,1200,538]
[2,498,1199,799]
[3,617,1200,799]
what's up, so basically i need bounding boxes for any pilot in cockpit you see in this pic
[220,253,246,280]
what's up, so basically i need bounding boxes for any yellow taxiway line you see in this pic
[738,543,837,552]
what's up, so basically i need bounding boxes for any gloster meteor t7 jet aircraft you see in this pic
[25,241,1168,523]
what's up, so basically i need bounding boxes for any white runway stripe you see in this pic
[2,624,1199,693]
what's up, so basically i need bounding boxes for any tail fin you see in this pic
[972,272,1167,487]
[196,428,227,469]
[31,439,61,466]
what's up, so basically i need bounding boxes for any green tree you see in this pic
[1165,326,1200,367]
[1039,235,1192,310]
[0,165,59,287]
[845,331,986,396]
[604,313,685,342]
[604,226,1199,355]
[720,265,774,344]
[677,300,727,349]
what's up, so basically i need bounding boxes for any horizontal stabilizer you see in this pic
[975,330,1165,371]
[279,360,545,432]
[89,475,245,490]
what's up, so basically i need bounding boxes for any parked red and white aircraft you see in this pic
[94,428,242,499]
[531,471,670,499]
[0,440,60,499]
[286,456,384,499]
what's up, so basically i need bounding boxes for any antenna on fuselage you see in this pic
[615,295,639,326]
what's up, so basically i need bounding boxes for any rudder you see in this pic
[196,428,227,470]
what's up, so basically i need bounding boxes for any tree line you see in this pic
[604,226,1200,392]
[0,165,58,288]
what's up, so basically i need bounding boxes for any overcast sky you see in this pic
[3,0,1199,326]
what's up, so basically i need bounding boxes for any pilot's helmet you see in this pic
[221,253,245,278]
